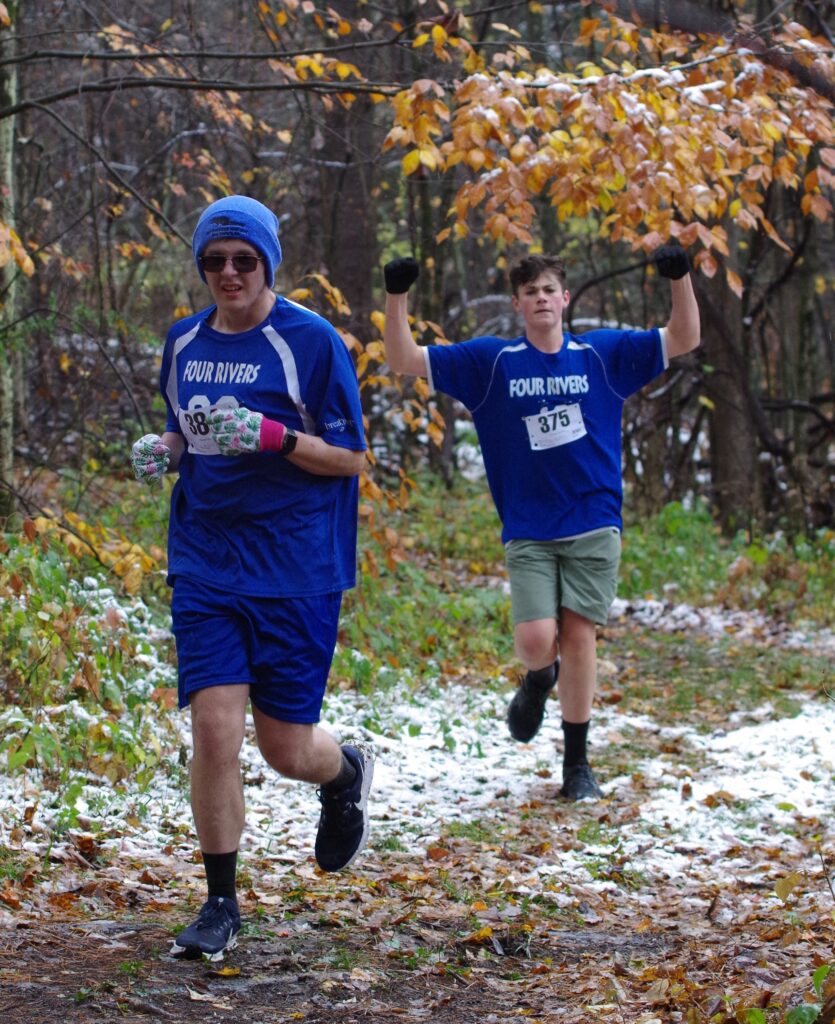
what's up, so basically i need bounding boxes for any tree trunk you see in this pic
[697,274,764,535]
[314,0,379,344]
[0,1,20,521]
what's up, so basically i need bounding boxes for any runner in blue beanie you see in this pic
[130,195,372,961]
[192,195,283,287]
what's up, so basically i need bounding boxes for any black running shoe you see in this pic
[315,744,374,872]
[506,659,559,742]
[560,761,603,801]
[171,896,241,961]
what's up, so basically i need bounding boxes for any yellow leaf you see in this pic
[775,872,803,902]
[412,32,429,48]
[122,566,144,595]
[402,149,421,176]
[463,50,485,74]
[698,395,716,411]
[557,199,574,221]
[370,310,386,334]
[418,148,437,170]
[762,122,783,142]
[0,4,10,27]
[463,925,493,943]
[431,24,447,47]
[427,422,444,447]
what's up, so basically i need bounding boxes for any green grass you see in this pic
[398,471,505,566]
[621,499,835,627]
[374,833,409,853]
[599,625,829,726]
[0,847,29,882]
[443,820,500,844]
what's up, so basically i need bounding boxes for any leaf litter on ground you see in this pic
[0,574,833,1023]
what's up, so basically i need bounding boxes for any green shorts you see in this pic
[504,528,621,626]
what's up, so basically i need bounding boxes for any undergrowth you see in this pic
[2,467,833,791]
[621,499,835,625]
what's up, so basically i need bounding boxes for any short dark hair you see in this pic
[509,254,567,294]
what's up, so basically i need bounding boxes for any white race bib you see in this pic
[523,403,587,451]
[177,395,238,454]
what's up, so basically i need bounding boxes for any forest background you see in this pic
[1,2,835,1023]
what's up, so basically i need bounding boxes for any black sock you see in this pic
[321,751,357,794]
[526,663,556,692]
[203,850,238,903]
[561,719,590,768]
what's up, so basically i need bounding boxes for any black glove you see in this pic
[384,257,420,294]
[653,245,690,280]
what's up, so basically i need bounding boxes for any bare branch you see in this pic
[0,75,401,121]
[0,34,409,69]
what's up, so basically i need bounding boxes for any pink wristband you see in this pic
[259,416,286,452]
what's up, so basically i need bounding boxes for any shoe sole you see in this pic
[559,788,602,801]
[335,752,374,872]
[170,932,239,962]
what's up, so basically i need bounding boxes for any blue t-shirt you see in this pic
[159,295,366,596]
[426,328,667,542]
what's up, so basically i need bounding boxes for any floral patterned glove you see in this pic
[131,434,171,485]
[207,407,287,456]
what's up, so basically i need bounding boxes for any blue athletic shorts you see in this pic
[170,577,342,723]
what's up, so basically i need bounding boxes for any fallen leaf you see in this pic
[774,872,803,902]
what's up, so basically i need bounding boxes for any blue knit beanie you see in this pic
[192,195,282,287]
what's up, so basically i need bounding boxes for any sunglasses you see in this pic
[200,253,264,274]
